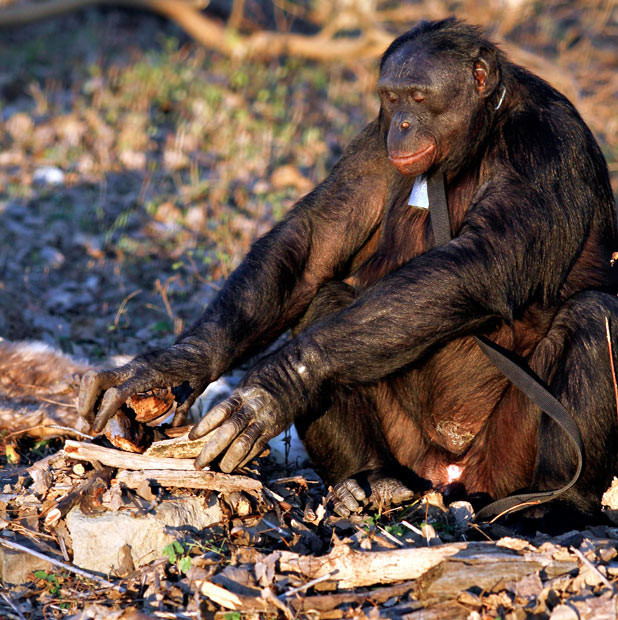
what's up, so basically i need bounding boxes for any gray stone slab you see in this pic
[66,495,223,574]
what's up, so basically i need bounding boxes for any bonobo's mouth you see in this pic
[389,143,436,175]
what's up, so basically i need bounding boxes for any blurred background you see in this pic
[0,0,615,360]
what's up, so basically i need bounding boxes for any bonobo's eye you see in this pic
[386,91,399,103]
[413,92,426,103]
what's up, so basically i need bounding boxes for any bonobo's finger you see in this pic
[78,369,119,422]
[344,478,367,503]
[189,394,243,440]
[390,482,415,505]
[238,434,271,469]
[171,389,201,427]
[370,478,414,507]
[332,480,363,516]
[92,376,159,433]
[194,409,251,469]
[220,423,265,473]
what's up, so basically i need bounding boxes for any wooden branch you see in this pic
[277,542,469,588]
[0,0,393,61]
[276,540,574,589]
[63,439,196,470]
[116,468,262,492]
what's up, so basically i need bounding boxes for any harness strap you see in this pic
[426,173,584,522]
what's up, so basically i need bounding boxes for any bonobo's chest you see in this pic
[347,188,434,288]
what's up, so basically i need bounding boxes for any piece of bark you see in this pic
[103,410,146,453]
[414,554,543,602]
[43,467,113,528]
[143,430,215,459]
[116,469,262,493]
[288,580,416,612]
[125,387,175,423]
[64,440,196,470]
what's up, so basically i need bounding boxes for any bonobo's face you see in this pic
[378,43,483,176]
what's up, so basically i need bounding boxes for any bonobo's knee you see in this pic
[293,281,357,335]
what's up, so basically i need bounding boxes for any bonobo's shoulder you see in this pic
[337,118,391,170]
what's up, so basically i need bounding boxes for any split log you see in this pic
[276,540,579,590]
[63,440,196,470]
[116,469,262,493]
[278,542,469,588]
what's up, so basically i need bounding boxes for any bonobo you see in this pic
[79,18,618,520]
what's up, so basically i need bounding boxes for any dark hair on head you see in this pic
[380,17,501,69]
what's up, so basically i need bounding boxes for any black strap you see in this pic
[426,173,584,522]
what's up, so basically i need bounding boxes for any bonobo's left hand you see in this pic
[189,382,295,472]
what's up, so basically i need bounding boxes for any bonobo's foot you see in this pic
[329,472,415,517]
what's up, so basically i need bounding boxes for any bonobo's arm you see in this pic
[79,120,397,431]
[190,175,590,471]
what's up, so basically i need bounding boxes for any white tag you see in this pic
[408,175,428,209]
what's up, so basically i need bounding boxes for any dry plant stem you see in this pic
[0,592,27,620]
[605,316,618,423]
[114,288,142,328]
[0,537,122,590]
[116,468,262,492]
[64,440,196,470]
[5,425,92,440]
[571,546,613,589]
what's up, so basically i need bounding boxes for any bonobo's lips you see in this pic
[389,143,436,175]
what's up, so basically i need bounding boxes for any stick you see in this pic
[0,592,27,620]
[116,469,262,493]
[571,546,613,590]
[64,440,196,470]
[605,316,618,423]
[0,537,122,591]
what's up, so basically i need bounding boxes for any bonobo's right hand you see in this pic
[78,344,211,433]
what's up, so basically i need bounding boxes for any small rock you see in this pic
[449,500,474,527]
[33,166,65,186]
[549,604,578,620]
[66,495,223,573]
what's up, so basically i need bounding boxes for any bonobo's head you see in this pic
[379,18,504,176]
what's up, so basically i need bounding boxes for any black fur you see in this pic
[91,19,618,520]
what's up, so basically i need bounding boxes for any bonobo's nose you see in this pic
[400,120,411,131]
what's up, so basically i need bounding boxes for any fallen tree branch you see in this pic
[63,439,196,470]
[275,540,574,589]
[116,468,262,492]
[0,0,393,60]
[277,542,469,588]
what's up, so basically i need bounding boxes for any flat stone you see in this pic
[66,495,223,574]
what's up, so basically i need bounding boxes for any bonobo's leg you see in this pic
[528,291,618,521]
[293,282,414,515]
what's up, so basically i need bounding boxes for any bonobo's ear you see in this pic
[473,46,500,98]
